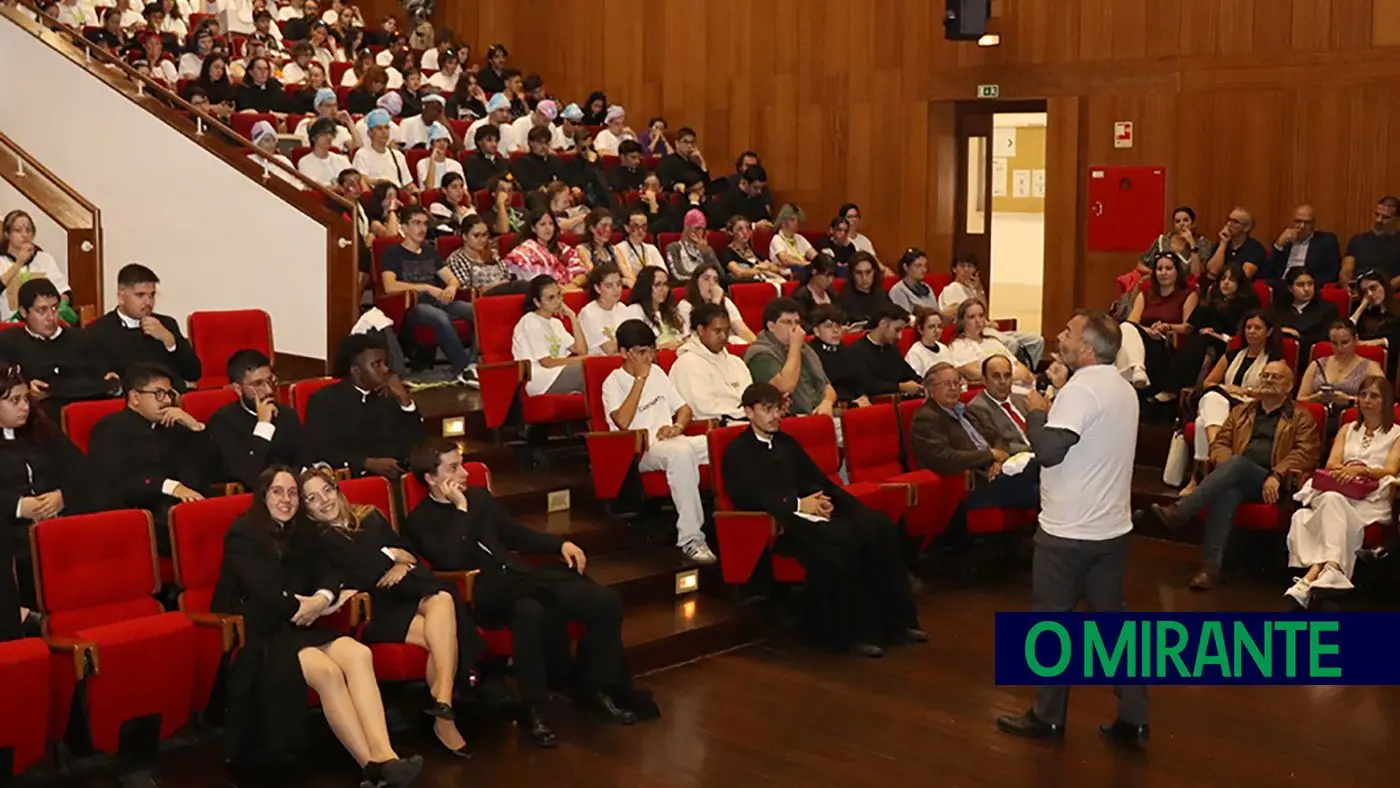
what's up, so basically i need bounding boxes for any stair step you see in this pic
[514,509,630,557]
[621,595,759,675]
[585,547,722,607]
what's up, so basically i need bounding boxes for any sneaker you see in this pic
[1126,364,1149,389]
[682,540,718,565]
[1313,564,1354,591]
[1283,577,1311,609]
[457,367,480,389]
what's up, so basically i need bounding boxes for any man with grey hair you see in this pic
[996,309,1150,751]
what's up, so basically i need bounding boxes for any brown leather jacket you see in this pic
[1209,399,1321,476]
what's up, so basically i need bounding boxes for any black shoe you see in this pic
[20,609,44,637]
[588,690,638,725]
[851,643,884,658]
[1147,503,1185,532]
[1099,720,1150,750]
[519,707,558,749]
[423,701,455,721]
[995,710,1064,740]
[903,628,929,643]
[360,755,423,788]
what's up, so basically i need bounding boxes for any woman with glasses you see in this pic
[445,216,511,295]
[0,210,77,324]
[212,466,423,786]
[301,468,481,758]
[612,208,665,287]
[838,252,892,327]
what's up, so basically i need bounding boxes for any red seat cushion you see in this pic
[0,638,50,776]
[368,642,429,682]
[75,612,196,753]
[520,392,588,423]
[186,309,273,389]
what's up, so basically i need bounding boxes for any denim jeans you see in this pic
[1175,454,1269,568]
[966,465,1041,510]
[407,296,476,373]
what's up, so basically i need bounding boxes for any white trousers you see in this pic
[639,434,710,547]
[1287,491,1369,580]
[1193,391,1234,461]
[1115,321,1147,375]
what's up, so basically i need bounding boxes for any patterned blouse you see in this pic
[505,238,587,285]
[446,247,512,292]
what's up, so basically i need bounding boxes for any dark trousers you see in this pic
[503,575,625,707]
[1174,455,1268,568]
[966,467,1041,511]
[1030,528,1148,726]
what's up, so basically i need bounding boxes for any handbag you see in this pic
[1311,469,1379,500]
[1162,430,1190,487]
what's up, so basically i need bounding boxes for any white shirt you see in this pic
[151,59,180,85]
[601,366,686,441]
[416,156,464,189]
[1283,235,1311,272]
[676,298,746,344]
[670,338,753,421]
[937,280,980,312]
[950,335,1017,374]
[57,3,97,27]
[339,68,360,87]
[294,117,354,149]
[296,149,353,185]
[1039,363,1139,540]
[613,240,666,281]
[578,301,644,355]
[768,232,814,263]
[904,341,950,379]
[178,52,206,80]
[592,128,635,156]
[850,232,877,260]
[400,116,448,150]
[353,117,405,146]
[1,250,70,301]
[352,144,412,187]
[507,115,566,152]
[512,312,575,396]
[426,70,459,93]
[281,60,309,85]
[465,119,518,152]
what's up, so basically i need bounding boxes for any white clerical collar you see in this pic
[116,310,141,328]
[2,428,13,440]
[25,325,61,341]
[753,430,773,448]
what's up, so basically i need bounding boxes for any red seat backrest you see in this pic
[34,510,162,635]
[925,272,954,299]
[437,235,464,258]
[656,348,678,372]
[1252,280,1273,309]
[780,280,800,298]
[583,355,625,432]
[405,148,431,178]
[657,232,680,252]
[401,461,493,513]
[290,377,339,423]
[781,415,840,483]
[341,476,397,529]
[170,494,253,613]
[1308,342,1387,371]
[897,327,916,355]
[730,283,775,336]
[1319,286,1348,319]
[842,404,904,483]
[705,231,729,251]
[329,61,352,86]
[752,228,774,259]
[473,295,527,365]
[896,398,925,468]
[181,388,238,426]
[62,398,126,453]
[1226,335,1300,371]
[705,424,747,511]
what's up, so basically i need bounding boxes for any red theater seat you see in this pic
[187,309,273,389]
[0,638,50,779]
[842,403,956,549]
[181,388,239,426]
[472,294,587,431]
[729,282,777,338]
[229,112,278,141]
[1306,341,1387,374]
[32,510,196,754]
[289,377,338,423]
[61,398,125,453]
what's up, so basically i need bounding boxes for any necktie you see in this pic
[1002,401,1028,434]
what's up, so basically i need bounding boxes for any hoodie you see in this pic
[672,335,753,421]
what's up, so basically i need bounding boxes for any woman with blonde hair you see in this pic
[300,468,482,758]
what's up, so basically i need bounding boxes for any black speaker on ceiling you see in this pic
[944,0,991,41]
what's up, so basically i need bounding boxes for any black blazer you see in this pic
[81,310,202,389]
[1264,231,1341,284]
[721,428,861,535]
[211,513,343,635]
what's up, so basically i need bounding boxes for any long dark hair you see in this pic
[0,209,37,259]
[517,208,562,257]
[683,261,727,309]
[1207,262,1256,311]
[1238,308,1282,360]
[245,464,300,554]
[629,266,681,333]
[1149,251,1187,299]
[0,365,60,443]
[1359,270,1400,317]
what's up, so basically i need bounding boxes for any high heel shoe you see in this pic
[360,755,424,788]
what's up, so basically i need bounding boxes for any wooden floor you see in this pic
[39,538,1396,788]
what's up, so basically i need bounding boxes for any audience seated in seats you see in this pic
[950,298,1035,387]
[905,307,952,379]
[628,267,687,350]
[235,56,287,112]
[405,438,655,748]
[1270,268,1335,363]
[608,140,648,194]
[554,102,583,150]
[300,468,481,757]
[713,164,772,229]
[449,69,487,121]
[178,25,214,80]
[381,205,478,386]
[281,41,315,86]
[289,84,344,143]
[653,175,705,233]
[209,349,312,489]
[139,30,181,86]
[249,121,304,188]
[1297,319,1384,428]
[1263,204,1341,285]
[353,109,414,191]
[445,215,511,293]
[888,248,937,315]
[1184,310,1284,494]
[592,105,636,156]
[638,117,674,157]
[839,252,892,325]
[415,126,463,190]
[512,122,570,191]
[677,262,755,345]
[84,263,202,389]
[0,365,100,642]
[658,127,708,192]
[305,334,424,478]
[505,209,587,290]
[84,6,127,51]
[722,216,786,286]
[1205,206,1269,281]
[604,320,717,563]
[1350,270,1400,374]
[808,305,868,406]
[563,133,616,212]
[664,210,720,284]
[365,182,403,244]
[911,361,1040,513]
[544,181,588,234]
[847,303,922,398]
[966,355,1036,456]
[839,203,890,277]
[1115,252,1197,394]
[297,115,356,186]
[1340,196,1400,290]
[768,204,817,273]
[344,58,385,110]
[1164,263,1260,395]
[89,362,212,553]
[813,216,857,275]
[671,302,753,423]
[0,280,116,422]
[211,466,424,785]
[724,382,925,657]
[575,208,618,275]
[498,69,529,120]
[745,297,835,417]
[465,126,510,191]
[578,91,608,125]
[1144,361,1319,590]
[936,250,1045,368]
[513,274,587,398]
[486,178,524,239]
[1284,376,1400,607]
[428,174,476,238]
[613,208,665,287]
[793,253,839,325]
[55,0,98,29]
[578,263,643,355]
[1,210,76,323]
[349,94,407,149]
[401,94,449,150]
[190,54,237,119]
[465,93,516,152]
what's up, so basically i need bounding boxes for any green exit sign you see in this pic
[977,84,1000,99]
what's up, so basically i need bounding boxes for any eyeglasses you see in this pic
[303,484,339,504]
[136,387,178,402]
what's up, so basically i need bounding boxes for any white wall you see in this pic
[989,112,1048,336]
[0,17,327,360]
[0,179,69,276]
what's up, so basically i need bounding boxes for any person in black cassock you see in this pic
[0,364,101,642]
[299,466,481,759]
[305,333,423,479]
[208,349,313,489]
[80,263,202,390]
[403,437,658,750]
[722,382,926,657]
[0,279,119,422]
[87,362,214,555]
[211,466,424,786]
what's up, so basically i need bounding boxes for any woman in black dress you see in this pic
[0,365,99,641]
[211,466,422,787]
[299,468,481,758]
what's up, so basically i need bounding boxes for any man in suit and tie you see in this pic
[1262,204,1341,285]
[965,355,1032,455]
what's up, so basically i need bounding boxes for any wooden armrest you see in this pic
[333,468,353,482]
[213,482,245,496]
[478,359,531,383]
[187,612,245,652]
[685,419,716,435]
[715,508,781,536]
[582,428,647,454]
[44,635,97,679]
[434,569,478,603]
[349,592,372,628]
[881,481,917,507]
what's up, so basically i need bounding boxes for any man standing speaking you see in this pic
[994,310,1150,751]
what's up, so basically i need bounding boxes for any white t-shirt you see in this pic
[676,297,746,344]
[613,240,666,280]
[465,119,519,153]
[419,48,443,71]
[178,52,205,80]
[297,150,353,186]
[937,280,981,312]
[578,301,644,355]
[281,60,309,85]
[769,232,814,263]
[416,156,464,189]
[354,117,406,146]
[592,128,635,156]
[1,250,70,299]
[512,312,575,396]
[1038,363,1139,540]
[507,115,567,152]
[353,145,412,187]
[950,335,1017,374]
[294,117,354,149]
[904,341,950,379]
[427,70,459,93]
[851,231,877,260]
[400,116,448,150]
[601,366,686,441]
